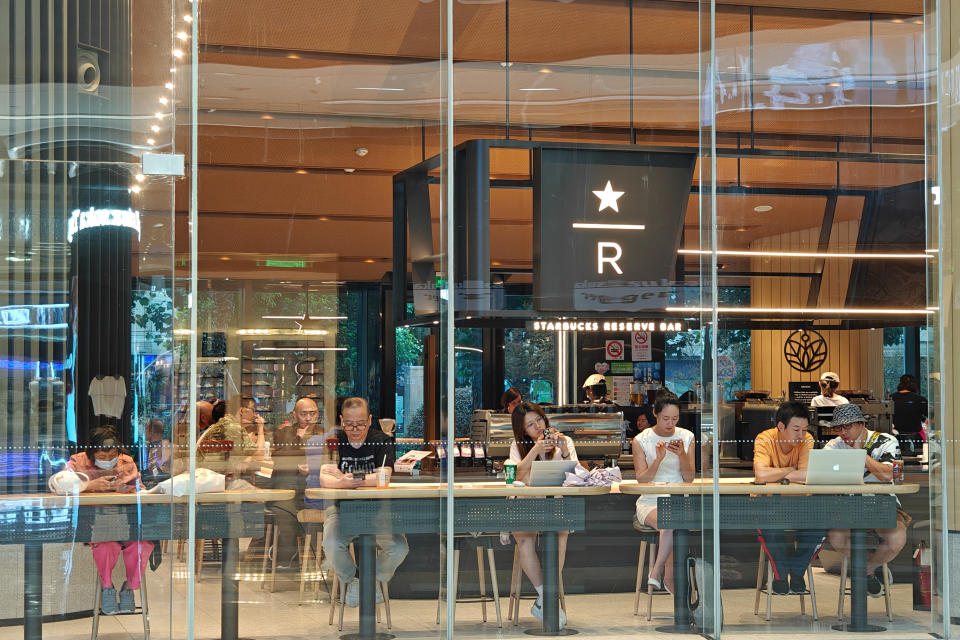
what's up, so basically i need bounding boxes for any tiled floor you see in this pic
[1,564,937,640]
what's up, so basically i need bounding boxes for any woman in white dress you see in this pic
[631,394,695,593]
[509,402,579,625]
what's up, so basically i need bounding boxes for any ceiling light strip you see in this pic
[665,306,934,315]
[253,347,347,351]
[678,249,932,259]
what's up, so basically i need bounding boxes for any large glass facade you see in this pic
[1,1,954,639]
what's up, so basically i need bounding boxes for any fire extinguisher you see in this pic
[913,539,931,611]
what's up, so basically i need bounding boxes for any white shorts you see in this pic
[635,495,663,526]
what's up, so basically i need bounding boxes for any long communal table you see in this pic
[305,483,607,639]
[619,482,920,634]
[0,489,294,640]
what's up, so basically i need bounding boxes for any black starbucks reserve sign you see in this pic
[783,329,828,372]
[533,148,696,312]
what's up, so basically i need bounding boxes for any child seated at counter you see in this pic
[61,426,153,616]
[509,402,580,627]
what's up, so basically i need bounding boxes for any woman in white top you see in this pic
[632,394,695,593]
[509,402,579,625]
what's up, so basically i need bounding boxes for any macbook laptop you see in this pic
[528,460,578,487]
[803,449,867,485]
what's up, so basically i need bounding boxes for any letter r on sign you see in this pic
[597,242,623,275]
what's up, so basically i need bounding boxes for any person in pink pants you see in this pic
[63,427,153,615]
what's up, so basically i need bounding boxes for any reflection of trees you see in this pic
[504,329,557,400]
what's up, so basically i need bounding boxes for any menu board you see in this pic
[788,381,820,405]
[610,375,633,406]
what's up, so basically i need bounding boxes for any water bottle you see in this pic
[892,460,903,484]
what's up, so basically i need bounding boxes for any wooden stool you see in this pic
[632,517,662,621]
[507,540,566,627]
[837,557,892,622]
[327,543,392,632]
[260,510,280,593]
[91,576,150,640]
[297,508,328,605]
[754,546,819,621]
[436,534,503,627]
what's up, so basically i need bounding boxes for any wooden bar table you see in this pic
[618,481,920,634]
[306,482,610,639]
[0,489,294,640]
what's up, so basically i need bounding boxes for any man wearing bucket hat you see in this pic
[824,403,908,597]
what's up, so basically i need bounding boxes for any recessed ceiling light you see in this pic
[153,223,164,228]
[736,227,748,232]
[885,80,897,85]
[135,173,145,182]
[220,256,231,261]
[295,169,308,174]
[343,168,355,174]
[500,62,513,68]
[353,87,404,91]
[159,96,168,105]
[146,138,156,145]
[130,185,141,194]
[287,54,300,59]
[355,147,369,157]
[318,216,330,221]
[539,67,552,74]
[261,114,274,120]
[173,49,183,59]
[891,18,903,23]
[363,259,375,263]
[177,32,189,41]
[913,19,923,24]
[753,205,773,213]
[518,87,558,91]
[828,82,840,87]
[151,124,160,132]
[165,82,174,90]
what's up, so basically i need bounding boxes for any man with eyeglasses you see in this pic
[320,397,408,607]
[824,403,907,598]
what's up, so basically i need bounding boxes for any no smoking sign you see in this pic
[605,339,625,360]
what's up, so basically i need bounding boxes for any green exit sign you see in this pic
[258,259,309,268]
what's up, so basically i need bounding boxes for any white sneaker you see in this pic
[530,598,566,628]
[345,578,360,607]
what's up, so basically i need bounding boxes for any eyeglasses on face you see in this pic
[524,415,546,430]
[342,420,368,430]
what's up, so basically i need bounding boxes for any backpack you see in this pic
[689,556,723,631]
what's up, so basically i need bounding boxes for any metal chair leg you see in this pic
[509,545,520,623]
[381,582,392,629]
[140,579,151,640]
[328,574,339,625]
[765,555,773,621]
[270,523,279,592]
[634,541,646,616]
[754,546,765,615]
[647,542,657,621]
[807,564,818,620]
[486,547,503,628]
[451,548,461,628]
[91,580,102,640]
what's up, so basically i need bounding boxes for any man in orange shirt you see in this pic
[753,401,826,595]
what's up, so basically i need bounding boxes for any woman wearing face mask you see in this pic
[509,402,580,627]
[631,393,695,593]
[63,426,153,615]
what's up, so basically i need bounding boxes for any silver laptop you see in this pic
[803,449,867,485]
[528,460,578,487]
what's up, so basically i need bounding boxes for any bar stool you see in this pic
[753,546,819,621]
[632,516,662,620]
[328,543,392,632]
[436,534,503,627]
[297,508,328,605]
[837,558,893,622]
[260,509,281,593]
[91,577,150,640]
[507,540,566,627]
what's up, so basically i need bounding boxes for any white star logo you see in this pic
[592,181,624,213]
